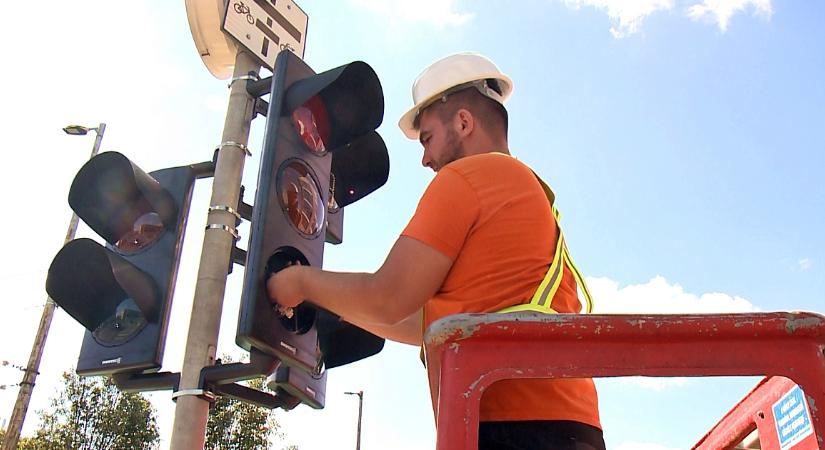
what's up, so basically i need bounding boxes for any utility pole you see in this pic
[169,49,259,449]
[345,390,364,450]
[2,123,105,450]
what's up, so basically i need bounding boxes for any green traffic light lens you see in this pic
[266,248,317,335]
[278,160,325,238]
[115,212,164,253]
[92,298,148,346]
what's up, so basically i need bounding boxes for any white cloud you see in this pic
[351,0,473,28]
[560,0,772,37]
[588,275,759,313]
[687,0,772,32]
[583,277,757,394]
[798,258,813,271]
[563,0,675,38]
[614,442,682,450]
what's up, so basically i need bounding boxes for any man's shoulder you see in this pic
[445,152,532,175]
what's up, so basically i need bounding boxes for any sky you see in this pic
[0,0,823,449]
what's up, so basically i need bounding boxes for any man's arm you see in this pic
[267,236,451,334]
[344,308,423,346]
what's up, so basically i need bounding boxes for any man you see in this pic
[268,52,604,450]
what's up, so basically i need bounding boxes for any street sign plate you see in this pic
[222,0,308,69]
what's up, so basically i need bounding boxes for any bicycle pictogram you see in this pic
[233,1,255,24]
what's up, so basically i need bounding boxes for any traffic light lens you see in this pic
[115,212,164,253]
[278,161,325,238]
[292,105,327,155]
[92,298,148,346]
[265,249,317,335]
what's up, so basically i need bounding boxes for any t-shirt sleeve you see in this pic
[401,166,480,261]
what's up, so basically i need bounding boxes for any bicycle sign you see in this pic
[222,0,308,69]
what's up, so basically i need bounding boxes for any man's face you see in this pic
[417,108,464,172]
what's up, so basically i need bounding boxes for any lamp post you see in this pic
[1,123,106,450]
[344,390,364,450]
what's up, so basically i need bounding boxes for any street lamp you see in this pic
[344,390,364,450]
[2,123,107,450]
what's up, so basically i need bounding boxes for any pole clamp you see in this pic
[205,224,240,240]
[208,205,242,221]
[216,141,252,157]
[171,388,216,403]
[228,73,260,89]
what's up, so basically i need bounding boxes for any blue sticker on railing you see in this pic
[772,384,813,450]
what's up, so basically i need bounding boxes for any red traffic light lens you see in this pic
[292,96,330,155]
[278,161,325,238]
[115,212,164,253]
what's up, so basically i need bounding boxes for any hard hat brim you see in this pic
[397,73,513,140]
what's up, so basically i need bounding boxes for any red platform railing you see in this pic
[695,375,819,450]
[422,312,825,450]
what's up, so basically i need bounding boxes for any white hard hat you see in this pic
[398,52,513,140]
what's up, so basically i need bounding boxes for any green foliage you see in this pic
[26,371,159,450]
[205,355,297,450]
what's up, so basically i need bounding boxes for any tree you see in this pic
[26,371,159,450]
[0,429,37,450]
[205,355,297,450]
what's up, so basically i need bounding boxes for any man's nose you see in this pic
[421,151,431,168]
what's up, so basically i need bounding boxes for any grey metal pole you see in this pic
[2,123,105,450]
[345,391,364,450]
[170,49,259,450]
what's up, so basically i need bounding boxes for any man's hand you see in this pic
[266,265,308,309]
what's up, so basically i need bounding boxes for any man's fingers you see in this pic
[267,265,304,313]
[278,305,295,318]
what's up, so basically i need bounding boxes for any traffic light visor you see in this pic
[331,131,389,208]
[285,61,384,152]
[316,310,384,369]
[46,238,160,343]
[69,152,177,246]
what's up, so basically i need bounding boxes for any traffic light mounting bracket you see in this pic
[113,371,181,393]
[196,348,305,410]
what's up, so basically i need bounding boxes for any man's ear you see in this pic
[454,109,474,137]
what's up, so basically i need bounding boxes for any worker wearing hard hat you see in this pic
[269,52,604,449]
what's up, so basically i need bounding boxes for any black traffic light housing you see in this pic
[237,50,389,374]
[46,152,195,376]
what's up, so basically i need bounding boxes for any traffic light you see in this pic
[46,152,195,376]
[237,50,389,374]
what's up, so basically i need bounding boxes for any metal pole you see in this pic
[2,123,105,450]
[345,391,364,450]
[170,49,259,449]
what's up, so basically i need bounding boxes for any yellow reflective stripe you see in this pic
[498,303,558,314]
[534,174,556,206]
[531,233,565,308]
[561,244,594,313]
[531,170,593,315]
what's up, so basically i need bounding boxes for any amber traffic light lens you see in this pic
[278,161,325,238]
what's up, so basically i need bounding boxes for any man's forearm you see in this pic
[298,266,416,326]
[343,309,424,346]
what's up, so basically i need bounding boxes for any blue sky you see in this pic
[0,1,822,449]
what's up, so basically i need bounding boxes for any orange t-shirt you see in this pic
[402,152,601,428]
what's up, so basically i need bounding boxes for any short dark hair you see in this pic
[421,86,508,137]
